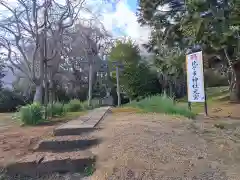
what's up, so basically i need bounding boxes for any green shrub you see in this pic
[91,99,101,109]
[126,94,195,118]
[204,70,228,87]
[19,103,43,125]
[65,99,82,112]
[47,102,65,117]
[0,89,26,112]
[82,101,91,110]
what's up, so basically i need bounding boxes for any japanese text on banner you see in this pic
[186,51,205,102]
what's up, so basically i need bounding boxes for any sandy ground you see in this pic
[0,112,85,167]
[0,118,59,166]
[2,111,240,179]
[88,112,240,180]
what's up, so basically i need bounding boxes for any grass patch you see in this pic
[126,94,196,118]
[178,86,229,114]
[64,99,83,112]
[111,107,144,114]
[47,102,65,117]
[39,111,88,124]
[54,111,87,121]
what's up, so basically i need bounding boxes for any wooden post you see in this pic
[116,66,121,106]
[88,63,93,107]
[203,58,208,116]
[188,102,192,111]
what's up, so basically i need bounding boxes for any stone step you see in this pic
[35,135,101,152]
[54,107,110,136]
[6,151,95,178]
[53,127,96,136]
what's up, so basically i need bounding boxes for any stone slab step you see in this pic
[54,107,110,136]
[53,127,96,136]
[35,135,101,152]
[6,151,95,178]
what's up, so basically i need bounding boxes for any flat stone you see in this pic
[54,107,110,136]
[6,151,95,177]
[35,135,101,152]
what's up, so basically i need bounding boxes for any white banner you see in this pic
[186,51,205,102]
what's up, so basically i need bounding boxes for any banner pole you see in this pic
[203,56,208,116]
[188,102,192,111]
[204,91,208,116]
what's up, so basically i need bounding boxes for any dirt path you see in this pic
[0,112,86,167]
[2,111,240,179]
[0,113,64,167]
[88,112,240,180]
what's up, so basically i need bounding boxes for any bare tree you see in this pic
[60,20,113,105]
[0,0,85,103]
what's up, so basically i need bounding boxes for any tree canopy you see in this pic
[108,39,161,100]
[138,0,240,100]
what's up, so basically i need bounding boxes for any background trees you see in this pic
[0,0,115,108]
[0,0,238,113]
[137,0,240,101]
[108,39,161,100]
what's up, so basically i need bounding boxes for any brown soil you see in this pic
[0,124,58,166]
[208,102,240,119]
[0,112,84,167]
[88,112,240,180]
[2,111,240,179]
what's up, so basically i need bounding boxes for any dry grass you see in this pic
[111,107,144,114]
[87,112,240,180]
[178,86,240,119]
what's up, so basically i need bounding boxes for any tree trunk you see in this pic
[33,32,45,104]
[230,68,240,102]
[33,85,43,103]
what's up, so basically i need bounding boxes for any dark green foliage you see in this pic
[55,88,71,103]
[54,87,87,103]
[64,99,83,112]
[0,63,5,90]
[110,86,118,105]
[108,40,161,101]
[0,89,26,112]
[109,39,141,66]
[84,164,95,176]
[47,102,65,117]
[92,82,107,99]
[75,89,88,102]
[137,0,240,101]
[214,123,225,129]
[121,63,161,99]
[82,101,92,110]
[120,93,130,104]
[205,70,228,87]
[19,103,43,125]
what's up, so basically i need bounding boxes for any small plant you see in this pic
[19,103,43,125]
[84,164,95,176]
[47,102,65,117]
[82,101,91,110]
[65,99,82,112]
[214,123,225,129]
